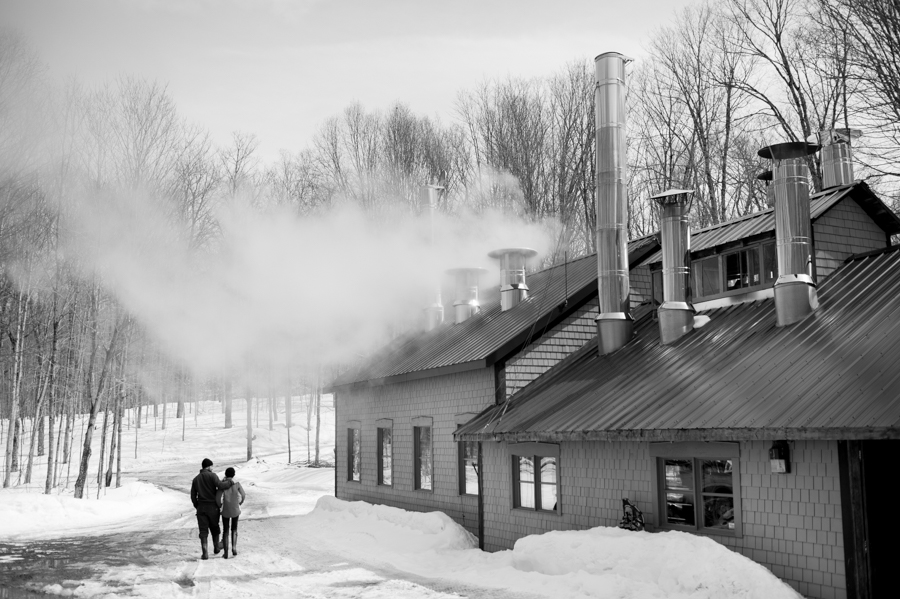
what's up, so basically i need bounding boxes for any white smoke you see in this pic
[59,178,557,382]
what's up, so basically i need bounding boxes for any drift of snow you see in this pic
[293,497,802,599]
[2,481,188,540]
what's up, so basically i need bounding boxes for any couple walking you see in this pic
[190,458,246,560]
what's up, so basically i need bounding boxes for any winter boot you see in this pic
[213,533,222,555]
[223,532,229,559]
[200,536,209,560]
[231,530,238,556]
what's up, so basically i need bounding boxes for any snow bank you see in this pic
[301,497,799,599]
[309,496,478,553]
[0,481,188,541]
[511,527,801,599]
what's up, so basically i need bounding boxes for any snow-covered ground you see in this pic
[0,400,802,598]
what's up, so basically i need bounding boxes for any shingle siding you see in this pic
[335,368,495,537]
[631,265,653,306]
[504,298,599,398]
[481,439,845,599]
[814,199,887,279]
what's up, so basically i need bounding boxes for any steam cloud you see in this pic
[61,181,557,383]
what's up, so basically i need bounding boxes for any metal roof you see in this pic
[637,182,900,267]
[457,245,900,441]
[330,235,659,389]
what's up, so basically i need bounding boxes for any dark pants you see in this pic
[222,516,239,535]
[196,503,220,539]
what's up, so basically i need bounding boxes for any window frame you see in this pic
[412,416,433,492]
[376,419,393,487]
[650,442,742,538]
[346,421,361,483]
[689,240,778,303]
[509,442,561,515]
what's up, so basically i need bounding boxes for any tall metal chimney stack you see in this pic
[488,248,537,311]
[423,184,444,331]
[595,51,633,354]
[652,189,695,345]
[758,142,820,327]
[447,268,487,324]
[819,128,861,190]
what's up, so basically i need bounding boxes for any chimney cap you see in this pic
[487,247,538,259]
[758,141,820,160]
[815,128,862,146]
[594,51,633,63]
[650,189,694,205]
[757,170,773,181]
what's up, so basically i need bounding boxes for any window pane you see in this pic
[465,460,479,495]
[725,252,745,290]
[518,456,535,508]
[540,457,557,484]
[762,242,777,283]
[463,441,478,495]
[703,496,735,530]
[539,457,557,511]
[748,247,760,286]
[381,428,392,486]
[702,459,733,494]
[519,456,534,482]
[418,426,432,490]
[664,459,692,490]
[692,257,720,297]
[666,492,695,525]
[350,428,361,482]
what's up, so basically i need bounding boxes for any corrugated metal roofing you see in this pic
[457,246,900,440]
[331,235,658,388]
[637,182,900,267]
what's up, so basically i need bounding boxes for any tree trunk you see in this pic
[73,298,126,499]
[285,382,291,429]
[315,375,321,466]
[246,391,253,461]
[4,289,30,487]
[45,301,60,494]
[224,379,233,428]
[62,395,74,465]
[37,416,45,457]
[97,395,110,490]
[115,394,123,488]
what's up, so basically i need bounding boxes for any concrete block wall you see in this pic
[481,439,845,599]
[504,298,599,397]
[335,368,495,537]
[814,198,887,279]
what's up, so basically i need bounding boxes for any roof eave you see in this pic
[455,426,900,443]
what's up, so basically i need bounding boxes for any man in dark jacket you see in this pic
[190,458,233,560]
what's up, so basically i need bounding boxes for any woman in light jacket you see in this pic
[216,467,246,559]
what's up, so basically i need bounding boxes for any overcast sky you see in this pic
[3,0,695,163]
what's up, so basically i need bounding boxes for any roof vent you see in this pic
[595,51,633,354]
[447,268,487,324]
[488,248,537,311]
[652,189,694,345]
[758,141,820,327]
[819,128,861,190]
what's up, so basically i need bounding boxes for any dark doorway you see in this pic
[839,439,900,599]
